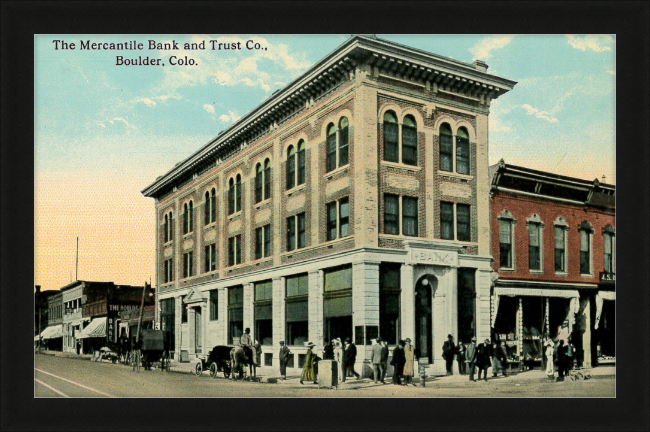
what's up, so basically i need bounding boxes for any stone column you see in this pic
[175,296,182,360]
[583,298,592,368]
[517,298,523,371]
[475,113,491,255]
[476,269,493,342]
[400,263,415,342]
[272,276,284,375]
[219,289,228,345]
[188,307,196,356]
[352,261,380,370]
[243,282,254,339]
[308,270,323,346]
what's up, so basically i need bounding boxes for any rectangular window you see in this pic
[324,265,353,344]
[499,220,513,268]
[555,227,566,272]
[384,194,399,235]
[236,182,242,212]
[402,125,418,166]
[183,252,193,278]
[456,136,470,175]
[286,153,296,190]
[402,197,418,237]
[379,263,401,345]
[163,258,174,283]
[384,122,399,163]
[264,167,271,200]
[297,213,306,249]
[326,201,337,241]
[254,280,273,346]
[339,197,350,238]
[529,224,541,271]
[286,274,308,346]
[456,204,471,241]
[228,286,244,345]
[160,298,176,352]
[440,134,453,172]
[255,171,263,203]
[255,227,264,260]
[324,265,352,292]
[263,225,271,258]
[181,296,188,323]
[211,194,216,223]
[580,230,590,274]
[339,127,349,167]
[287,216,296,251]
[604,233,614,274]
[228,236,242,266]
[297,149,306,186]
[440,202,454,240]
[204,244,216,273]
[209,290,219,321]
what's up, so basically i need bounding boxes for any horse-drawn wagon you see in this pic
[135,329,170,371]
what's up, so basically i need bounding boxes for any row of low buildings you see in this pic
[35,281,155,355]
[37,35,614,377]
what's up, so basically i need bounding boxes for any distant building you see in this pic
[489,160,615,368]
[41,290,63,351]
[34,285,57,339]
[143,35,516,376]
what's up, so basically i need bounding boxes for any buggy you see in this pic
[193,345,233,378]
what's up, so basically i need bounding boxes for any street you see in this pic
[34,353,615,398]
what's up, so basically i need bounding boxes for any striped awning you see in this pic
[40,324,63,340]
[78,317,106,339]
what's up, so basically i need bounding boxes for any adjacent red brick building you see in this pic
[489,160,615,369]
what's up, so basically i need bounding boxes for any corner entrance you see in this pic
[414,275,437,363]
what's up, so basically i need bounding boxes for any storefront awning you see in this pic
[595,291,615,329]
[40,324,63,340]
[70,317,90,327]
[78,317,106,339]
[491,287,580,329]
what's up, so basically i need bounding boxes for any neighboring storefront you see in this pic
[594,270,615,364]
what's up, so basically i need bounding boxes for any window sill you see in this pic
[381,161,421,172]
[253,199,272,210]
[499,268,516,272]
[182,233,194,240]
[580,274,594,279]
[227,211,243,221]
[251,257,273,265]
[324,165,349,179]
[163,241,174,247]
[281,236,354,257]
[434,238,477,246]
[555,271,568,277]
[529,270,544,275]
[226,263,245,272]
[285,184,306,196]
[437,171,473,181]
[203,222,217,229]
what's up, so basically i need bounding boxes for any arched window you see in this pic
[286,145,296,190]
[164,213,169,242]
[402,115,417,166]
[297,140,306,186]
[168,211,173,241]
[183,203,189,234]
[439,123,453,172]
[210,188,216,223]
[235,174,242,212]
[579,221,594,275]
[228,178,236,215]
[204,191,211,225]
[255,163,264,204]
[456,127,470,175]
[383,111,398,163]
[263,158,271,200]
[338,117,349,167]
[326,123,337,173]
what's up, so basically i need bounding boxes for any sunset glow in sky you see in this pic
[34,34,616,291]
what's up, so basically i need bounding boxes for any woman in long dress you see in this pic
[545,339,555,381]
[300,342,317,384]
[333,338,343,383]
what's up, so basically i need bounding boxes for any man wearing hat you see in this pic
[476,338,492,382]
[371,337,385,384]
[466,337,478,382]
[442,334,457,376]
[403,338,416,385]
[279,341,291,380]
[342,337,359,382]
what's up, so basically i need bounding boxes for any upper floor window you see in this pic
[326,197,350,241]
[204,243,217,273]
[228,175,242,215]
[456,127,470,175]
[183,201,194,235]
[326,117,350,173]
[499,220,513,269]
[183,251,194,278]
[209,290,219,321]
[402,115,418,166]
[603,225,615,274]
[255,224,272,259]
[440,123,453,172]
[441,202,472,242]
[579,221,594,275]
[383,194,418,236]
[163,258,173,283]
[255,159,272,204]
[527,214,544,272]
[228,234,242,266]
[163,210,173,243]
[287,212,306,251]
[383,111,399,163]
[204,188,216,225]
[286,141,306,190]
[554,216,569,273]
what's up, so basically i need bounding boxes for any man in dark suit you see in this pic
[380,339,389,383]
[442,334,456,375]
[476,338,492,382]
[371,337,385,383]
[342,337,359,382]
[466,337,478,381]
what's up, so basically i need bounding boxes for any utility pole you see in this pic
[75,237,79,281]
[135,282,149,344]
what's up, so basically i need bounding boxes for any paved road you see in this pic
[34,354,615,398]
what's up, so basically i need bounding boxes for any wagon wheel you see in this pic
[210,362,218,378]
[195,361,203,376]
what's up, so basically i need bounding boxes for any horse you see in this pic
[230,345,257,381]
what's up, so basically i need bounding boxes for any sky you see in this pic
[34,34,616,292]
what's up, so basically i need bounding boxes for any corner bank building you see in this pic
[142,35,516,376]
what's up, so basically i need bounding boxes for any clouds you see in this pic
[132,94,182,108]
[219,111,241,123]
[108,117,137,129]
[520,104,558,123]
[469,35,514,60]
[203,104,215,114]
[565,35,615,53]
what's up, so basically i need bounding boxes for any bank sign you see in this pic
[410,249,458,267]
[109,304,141,312]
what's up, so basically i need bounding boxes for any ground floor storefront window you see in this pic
[160,297,176,357]
[286,274,308,347]
[492,296,520,364]
[323,265,353,343]
[595,298,615,363]
[379,263,400,345]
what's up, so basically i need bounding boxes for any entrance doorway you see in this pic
[415,276,436,363]
[194,308,202,354]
